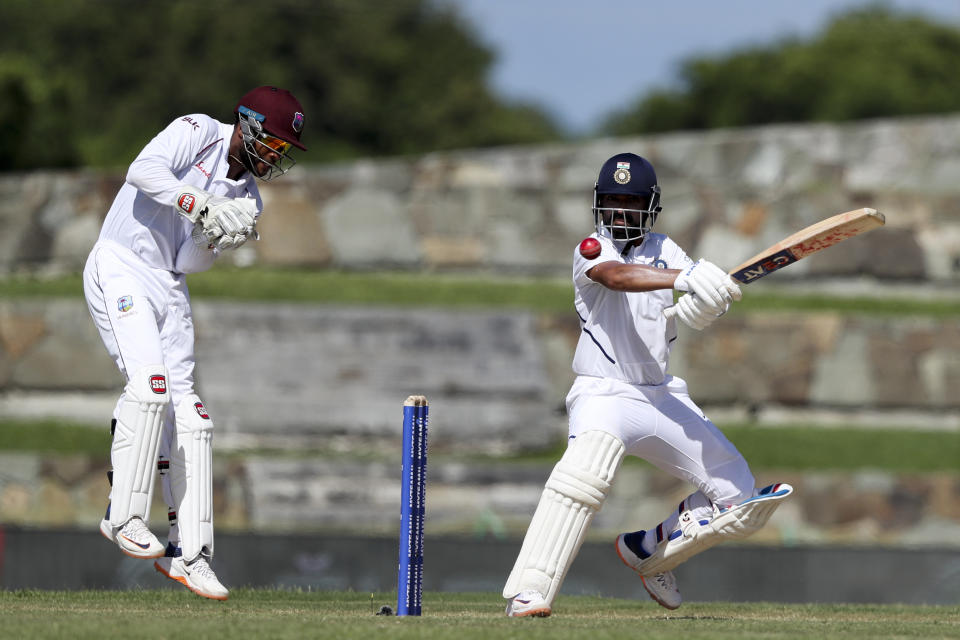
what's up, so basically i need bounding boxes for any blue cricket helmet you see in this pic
[593,153,662,242]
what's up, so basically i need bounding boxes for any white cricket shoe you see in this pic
[154,550,229,601]
[100,516,164,559]
[641,571,682,610]
[619,483,794,577]
[615,531,682,609]
[505,590,551,618]
[615,529,655,574]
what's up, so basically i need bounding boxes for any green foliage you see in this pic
[0,590,955,639]
[6,3,960,170]
[603,7,960,134]
[0,0,561,170]
[0,56,79,169]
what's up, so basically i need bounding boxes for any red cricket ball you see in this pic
[579,237,601,260]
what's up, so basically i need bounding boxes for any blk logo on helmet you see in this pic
[150,375,168,394]
[292,112,304,133]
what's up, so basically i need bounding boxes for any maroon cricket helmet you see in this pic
[235,86,307,151]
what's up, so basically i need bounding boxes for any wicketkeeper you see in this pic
[82,86,306,600]
[503,152,793,617]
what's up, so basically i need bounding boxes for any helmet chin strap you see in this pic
[237,149,259,175]
[594,224,639,254]
[229,152,253,176]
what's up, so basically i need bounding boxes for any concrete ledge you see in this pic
[2,449,959,549]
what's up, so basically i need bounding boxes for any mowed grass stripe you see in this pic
[2,268,959,316]
[0,590,956,640]
[1,420,957,472]
[508,424,960,472]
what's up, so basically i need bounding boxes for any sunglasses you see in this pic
[258,133,292,155]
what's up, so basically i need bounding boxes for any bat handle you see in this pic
[663,305,677,320]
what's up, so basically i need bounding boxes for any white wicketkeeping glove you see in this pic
[673,259,742,308]
[200,197,258,250]
[176,186,258,251]
[673,292,721,331]
[194,223,255,251]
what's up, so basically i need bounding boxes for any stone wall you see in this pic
[2,301,958,455]
[3,115,960,279]
[2,449,959,551]
[2,116,959,546]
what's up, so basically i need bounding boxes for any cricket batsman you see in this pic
[82,86,306,600]
[503,153,793,616]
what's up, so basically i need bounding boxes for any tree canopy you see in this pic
[601,7,960,135]
[3,4,960,171]
[0,0,560,170]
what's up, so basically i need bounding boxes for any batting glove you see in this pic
[674,259,742,309]
[673,292,721,331]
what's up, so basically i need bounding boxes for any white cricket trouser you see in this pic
[566,375,755,509]
[83,240,205,545]
[83,240,197,401]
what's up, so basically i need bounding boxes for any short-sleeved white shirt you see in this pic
[97,114,262,274]
[571,232,694,385]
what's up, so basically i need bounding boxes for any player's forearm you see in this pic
[587,262,680,292]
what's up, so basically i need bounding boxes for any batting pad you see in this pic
[109,365,170,527]
[503,430,625,603]
[636,483,794,576]
[167,395,215,561]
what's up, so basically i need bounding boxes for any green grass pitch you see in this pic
[0,590,957,640]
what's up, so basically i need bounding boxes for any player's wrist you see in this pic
[174,187,214,224]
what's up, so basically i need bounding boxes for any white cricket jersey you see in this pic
[571,232,694,385]
[97,114,262,274]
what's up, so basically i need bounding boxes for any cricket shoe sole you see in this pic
[155,552,229,601]
[100,515,164,559]
[505,590,551,618]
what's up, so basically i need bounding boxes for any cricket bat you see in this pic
[667,207,886,317]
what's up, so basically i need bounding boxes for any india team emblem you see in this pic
[292,111,304,133]
[614,161,631,185]
[117,295,134,312]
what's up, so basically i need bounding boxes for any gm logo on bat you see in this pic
[732,249,797,283]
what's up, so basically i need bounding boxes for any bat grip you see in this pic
[663,305,677,320]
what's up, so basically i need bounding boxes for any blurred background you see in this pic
[1,0,958,604]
